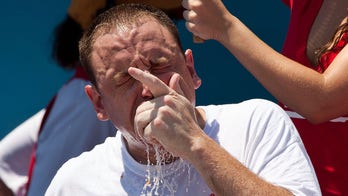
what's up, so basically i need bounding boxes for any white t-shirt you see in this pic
[46,99,321,196]
[0,78,116,196]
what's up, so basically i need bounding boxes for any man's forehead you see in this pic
[92,22,178,65]
[94,20,172,51]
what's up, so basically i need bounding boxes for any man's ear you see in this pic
[185,49,202,89]
[85,85,109,121]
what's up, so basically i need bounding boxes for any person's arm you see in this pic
[184,130,294,195]
[129,67,296,195]
[0,109,45,195]
[182,0,348,124]
[0,179,13,196]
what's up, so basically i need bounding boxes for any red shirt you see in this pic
[281,0,348,195]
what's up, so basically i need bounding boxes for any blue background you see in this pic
[0,1,290,139]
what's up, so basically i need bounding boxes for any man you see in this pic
[1,1,183,195]
[46,4,320,195]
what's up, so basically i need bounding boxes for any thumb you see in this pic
[168,73,184,96]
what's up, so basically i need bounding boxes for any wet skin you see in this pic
[85,19,203,163]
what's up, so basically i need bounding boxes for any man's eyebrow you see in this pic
[112,70,129,81]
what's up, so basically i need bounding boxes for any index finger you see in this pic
[182,0,189,10]
[128,67,171,97]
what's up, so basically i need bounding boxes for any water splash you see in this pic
[140,144,192,196]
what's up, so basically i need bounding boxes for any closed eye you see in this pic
[150,58,172,74]
[151,64,171,74]
[113,71,132,87]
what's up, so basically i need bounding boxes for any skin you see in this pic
[182,0,348,124]
[85,18,292,195]
[0,179,13,196]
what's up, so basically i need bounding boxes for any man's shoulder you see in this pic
[238,99,294,127]
[46,136,121,194]
[200,98,293,133]
[234,99,287,117]
[202,98,295,136]
[51,137,118,181]
[238,98,280,108]
[202,99,285,116]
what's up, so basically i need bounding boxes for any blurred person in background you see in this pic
[0,1,117,195]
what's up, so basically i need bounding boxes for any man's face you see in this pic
[86,19,201,143]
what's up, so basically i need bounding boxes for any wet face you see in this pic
[86,19,201,145]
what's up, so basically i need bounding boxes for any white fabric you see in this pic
[0,78,116,196]
[46,99,321,196]
[0,109,45,196]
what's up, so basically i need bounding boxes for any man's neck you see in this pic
[124,138,178,164]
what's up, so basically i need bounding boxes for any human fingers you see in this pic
[141,96,199,157]
[183,0,231,42]
[185,21,197,35]
[168,73,184,96]
[128,67,172,98]
[135,73,186,138]
[134,73,183,123]
[182,9,197,23]
[182,0,210,41]
[183,10,198,39]
[183,10,205,43]
[134,101,158,141]
[181,0,190,10]
[168,72,195,104]
[143,117,168,146]
[182,0,204,10]
[137,100,181,148]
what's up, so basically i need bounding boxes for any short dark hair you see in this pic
[79,3,183,87]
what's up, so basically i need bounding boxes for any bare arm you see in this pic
[0,179,13,196]
[186,132,292,196]
[0,109,44,196]
[182,0,348,123]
